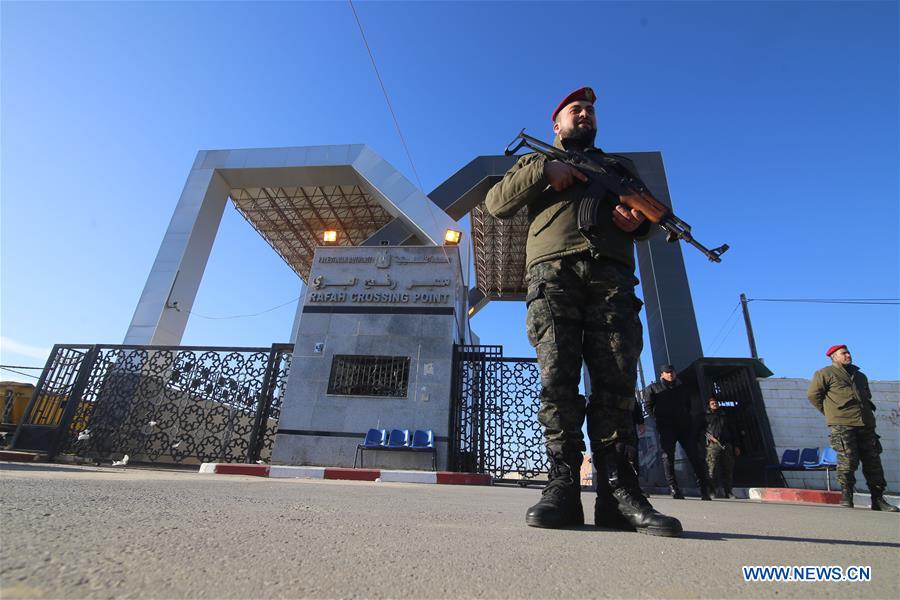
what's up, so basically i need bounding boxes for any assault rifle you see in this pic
[705,432,725,449]
[504,129,729,263]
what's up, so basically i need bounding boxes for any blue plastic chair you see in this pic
[363,428,387,447]
[410,429,434,449]
[387,429,410,448]
[799,447,820,467]
[817,447,838,466]
[354,428,387,468]
[780,448,801,467]
[811,447,839,491]
[410,429,436,470]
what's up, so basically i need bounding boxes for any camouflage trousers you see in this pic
[525,255,642,458]
[828,425,887,493]
[706,442,735,492]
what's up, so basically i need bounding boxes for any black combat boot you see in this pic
[724,487,734,499]
[698,472,712,501]
[593,458,635,532]
[605,445,683,537]
[714,488,727,499]
[525,451,584,528]
[840,489,854,508]
[870,492,899,512]
[669,485,685,499]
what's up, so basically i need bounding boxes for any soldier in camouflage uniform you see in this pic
[704,396,742,498]
[807,345,898,512]
[486,87,682,536]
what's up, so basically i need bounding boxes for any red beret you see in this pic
[825,344,847,357]
[551,86,596,122]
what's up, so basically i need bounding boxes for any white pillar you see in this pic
[289,280,307,344]
[124,157,230,345]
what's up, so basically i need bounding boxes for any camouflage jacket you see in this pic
[807,364,876,427]
[484,138,653,272]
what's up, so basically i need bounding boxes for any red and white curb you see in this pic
[748,487,841,504]
[0,450,47,463]
[198,463,491,486]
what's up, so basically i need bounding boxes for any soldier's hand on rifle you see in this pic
[611,204,647,232]
[544,160,588,191]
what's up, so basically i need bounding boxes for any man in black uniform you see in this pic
[645,365,711,500]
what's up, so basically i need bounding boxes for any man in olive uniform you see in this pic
[645,365,712,500]
[704,395,742,498]
[485,87,682,536]
[807,345,898,511]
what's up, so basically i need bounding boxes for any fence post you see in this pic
[246,345,283,464]
[448,344,466,472]
[10,345,62,450]
[47,345,100,459]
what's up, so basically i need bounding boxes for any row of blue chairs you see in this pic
[354,428,436,470]
[767,447,838,490]
[780,447,838,469]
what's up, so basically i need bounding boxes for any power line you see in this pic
[347,0,454,265]
[348,0,424,191]
[710,313,743,356]
[0,366,40,380]
[748,298,898,305]
[185,296,301,320]
[706,301,741,352]
[0,365,43,370]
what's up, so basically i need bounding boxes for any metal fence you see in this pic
[12,344,292,465]
[450,345,546,482]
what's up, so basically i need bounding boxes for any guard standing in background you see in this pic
[704,395,742,498]
[807,345,898,512]
[645,364,712,500]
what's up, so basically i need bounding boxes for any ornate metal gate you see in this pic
[450,344,546,483]
[12,344,292,465]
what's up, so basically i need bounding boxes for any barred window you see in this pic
[327,355,410,398]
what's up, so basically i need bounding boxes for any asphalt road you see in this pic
[1,463,898,599]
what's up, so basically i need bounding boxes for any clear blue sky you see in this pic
[2,1,898,384]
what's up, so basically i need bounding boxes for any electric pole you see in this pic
[740,293,759,359]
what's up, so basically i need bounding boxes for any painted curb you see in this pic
[214,464,271,477]
[749,487,841,504]
[436,472,492,485]
[379,469,437,484]
[198,463,490,486]
[0,450,47,462]
[325,467,380,481]
[270,465,326,479]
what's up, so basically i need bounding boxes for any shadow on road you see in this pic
[681,530,900,548]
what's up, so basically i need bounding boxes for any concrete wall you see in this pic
[759,377,899,493]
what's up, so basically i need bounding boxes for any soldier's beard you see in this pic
[560,125,597,150]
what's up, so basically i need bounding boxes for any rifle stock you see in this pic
[504,129,729,263]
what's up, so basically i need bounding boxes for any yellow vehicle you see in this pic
[1,381,35,425]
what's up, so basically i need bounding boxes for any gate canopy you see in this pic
[209,145,462,281]
[231,184,395,280]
